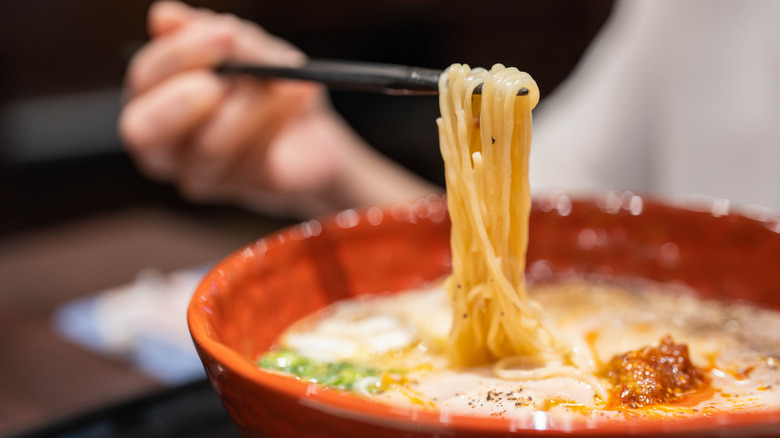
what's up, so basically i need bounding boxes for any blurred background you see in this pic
[0,0,613,436]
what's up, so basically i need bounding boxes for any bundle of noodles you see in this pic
[437,64,585,381]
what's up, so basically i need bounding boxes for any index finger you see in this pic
[126,22,234,96]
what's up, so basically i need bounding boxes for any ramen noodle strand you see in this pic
[437,64,575,369]
[493,357,608,401]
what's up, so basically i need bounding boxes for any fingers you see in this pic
[122,2,325,212]
[178,77,275,191]
[222,15,305,66]
[119,70,227,180]
[176,78,322,196]
[129,6,305,96]
[127,22,234,96]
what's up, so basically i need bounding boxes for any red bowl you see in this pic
[188,192,780,437]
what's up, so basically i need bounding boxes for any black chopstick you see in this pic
[216,59,529,97]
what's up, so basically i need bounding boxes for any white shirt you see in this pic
[531,0,780,211]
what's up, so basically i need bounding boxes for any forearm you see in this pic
[324,112,442,213]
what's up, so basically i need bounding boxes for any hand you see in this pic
[119,1,437,217]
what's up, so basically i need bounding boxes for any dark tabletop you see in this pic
[0,205,286,437]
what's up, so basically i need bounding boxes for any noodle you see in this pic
[259,64,775,416]
[437,64,580,374]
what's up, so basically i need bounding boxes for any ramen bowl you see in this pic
[188,192,780,437]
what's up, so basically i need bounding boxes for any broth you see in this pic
[259,279,780,421]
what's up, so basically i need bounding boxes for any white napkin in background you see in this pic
[52,266,210,385]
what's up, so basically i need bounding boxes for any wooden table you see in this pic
[0,205,287,436]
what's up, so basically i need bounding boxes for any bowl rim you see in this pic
[188,193,780,435]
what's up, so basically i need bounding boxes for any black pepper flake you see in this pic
[485,389,506,403]
[491,137,496,144]
[462,313,468,319]
[527,396,532,401]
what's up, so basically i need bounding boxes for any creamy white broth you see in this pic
[266,280,780,421]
